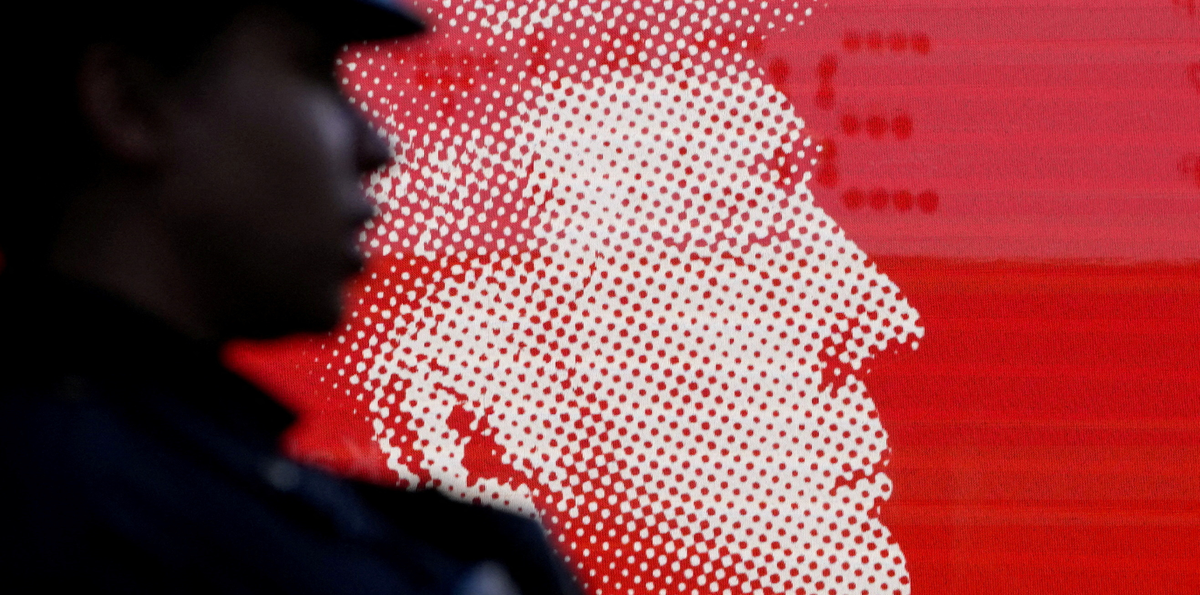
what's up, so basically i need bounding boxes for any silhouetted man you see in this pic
[0,2,578,593]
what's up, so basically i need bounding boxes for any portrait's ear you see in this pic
[76,44,166,166]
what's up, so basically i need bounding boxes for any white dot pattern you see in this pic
[329,2,922,595]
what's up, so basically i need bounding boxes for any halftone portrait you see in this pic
[297,2,923,594]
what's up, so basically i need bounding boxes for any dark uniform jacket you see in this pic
[0,270,578,595]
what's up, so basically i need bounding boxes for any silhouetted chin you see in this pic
[219,288,346,342]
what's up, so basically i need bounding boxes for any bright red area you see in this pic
[872,259,1200,594]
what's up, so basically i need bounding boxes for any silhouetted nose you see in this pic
[346,109,391,226]
[354,110,392,175]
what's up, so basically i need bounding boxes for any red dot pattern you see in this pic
[843,31,929,55]
[841,189,937,214]
[328,2,924,595]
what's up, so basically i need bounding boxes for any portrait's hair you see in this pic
[1,1,247,264]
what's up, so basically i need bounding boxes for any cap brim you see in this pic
[318,0,426,42]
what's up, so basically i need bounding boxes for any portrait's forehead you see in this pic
[350,0,817,262]
[335,2,922,595]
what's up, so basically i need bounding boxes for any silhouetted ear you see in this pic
[76,44,166,166]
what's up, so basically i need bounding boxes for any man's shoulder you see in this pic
[0,274,579,595]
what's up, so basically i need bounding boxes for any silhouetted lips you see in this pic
[344,237,367,274]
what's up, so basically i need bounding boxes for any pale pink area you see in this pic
[764,0,1199,259]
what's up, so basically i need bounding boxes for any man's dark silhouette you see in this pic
[0,2,578,593]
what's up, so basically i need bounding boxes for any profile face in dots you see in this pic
[336,2,923,595]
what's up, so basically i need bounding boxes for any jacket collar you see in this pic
[0,267,296,446]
